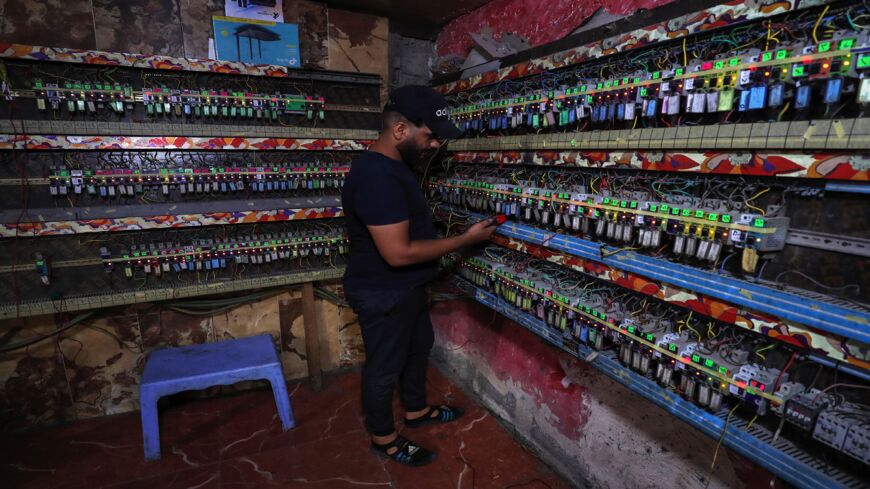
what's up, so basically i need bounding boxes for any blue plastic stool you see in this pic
[139,333,295,460]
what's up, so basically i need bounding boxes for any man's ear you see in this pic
[391,120,409,141]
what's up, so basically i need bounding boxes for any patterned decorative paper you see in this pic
[0,43,293,78]
[0,207,343,238]
[491,234,870,370]
[0,134,372,151]
[434,0,812,94]
[451,150,870,181]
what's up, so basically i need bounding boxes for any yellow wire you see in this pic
[632,115,638,129]
[602,246,640,257]
[812,5,830,44]
[755,343,775,360]
[777,102,790,122]
[747,413,759,431]
[745,187,770,216]
[705,404,741,489]
[682,37,687,66]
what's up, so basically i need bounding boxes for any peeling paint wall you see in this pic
[430,299,778,489]
[0,283,363,429]
[435,0,677,59]
[0,0,388,78]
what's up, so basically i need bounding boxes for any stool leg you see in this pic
[268,371,296,431]
[140,389,162,460]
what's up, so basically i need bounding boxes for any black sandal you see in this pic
[371,435,436,466]
[404,405,465,428]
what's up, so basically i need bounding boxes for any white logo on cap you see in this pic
[435,108,448,117]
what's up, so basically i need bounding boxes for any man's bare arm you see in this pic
[367,219,496,267]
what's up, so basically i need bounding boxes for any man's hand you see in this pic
[462,219,497,245]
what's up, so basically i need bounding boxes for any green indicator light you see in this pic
[630,201,638,209]
[708,213,718,221]
[753,218,765,228]
[761,52,772,62]
[729,58,740,66]
[775,49,788,60]
[668,344,678,352]
[691,354,701,363]
[652,71,661,79]
[694,210,705,218]
[623,77,629,84]
[628,326,636,334]
[597,83,603,89]
[633,77,641,84]
[675,68,684,76]
[603,197,611,204]
[650,204,658,212]
[604,81,612,88]
[620,201,628,208]
[670,207,680,216]
[704,359,715,368]
[858,54,870,69]
[660,204,670,213]
[719,366,729,374]
[839,39,855,50]
[639,87,648,97]
[580,85,587,92]
[792,65,806,77]
[682,209,692,217]
[645,333,655,341]
[818,41,831,53]
[722,214,732,223]
[714,61,725,70]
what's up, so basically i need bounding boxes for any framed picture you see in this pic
[212,15,301,68]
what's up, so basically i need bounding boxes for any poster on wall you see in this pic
[224,0,284,22]
[212,16,300,68]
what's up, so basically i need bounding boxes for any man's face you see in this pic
[396,123,442,166]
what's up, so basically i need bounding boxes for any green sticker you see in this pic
[704,359,715,368]
[839,39,855,50]
[858,54,870,69]
[714,61,725,70]
[792,65,806,77]
[818,41,831,53]
[691,354,701,363]
[729,58,740,66]
[722,214,732,223]
[753,218,765,228]
[694,210,705,218]
[762,52,773,62]
[775,49,788,60]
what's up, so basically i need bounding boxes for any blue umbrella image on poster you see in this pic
[213,16,301,68]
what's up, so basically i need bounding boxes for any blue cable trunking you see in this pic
[469,287,856,489]
[460,211,870,344]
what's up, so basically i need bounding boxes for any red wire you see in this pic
[774,352,796,391]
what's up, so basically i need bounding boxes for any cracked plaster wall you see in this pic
[430,299,779,489]
[0,284,363,429]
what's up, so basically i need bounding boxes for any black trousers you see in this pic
[345,286,434,437]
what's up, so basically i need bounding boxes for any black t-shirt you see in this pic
[342,151,438,291]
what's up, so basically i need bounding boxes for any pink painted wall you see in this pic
[429,299,781,489]
[435,0,677,58]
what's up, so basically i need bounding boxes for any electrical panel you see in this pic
[0,45,379,317]
[429,0,870,486]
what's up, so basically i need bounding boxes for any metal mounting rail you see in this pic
[458,210,870,343]
[0,267,344,319]
[469,286,867,489]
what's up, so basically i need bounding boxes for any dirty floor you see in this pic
[2,367,573,488]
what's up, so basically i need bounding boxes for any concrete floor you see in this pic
[2,367,572,489]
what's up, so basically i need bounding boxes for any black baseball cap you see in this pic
[384,85,462,140]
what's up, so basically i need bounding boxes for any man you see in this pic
[342,85,497,466]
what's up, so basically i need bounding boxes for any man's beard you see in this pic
[396,139,437,170]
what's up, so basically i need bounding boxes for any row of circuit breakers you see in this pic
[430,178,787,268]
[96,228,349,279]
[449,34,870,131]
[452,249,870,465]
[26,81,327,120]
[48,164,349,197]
